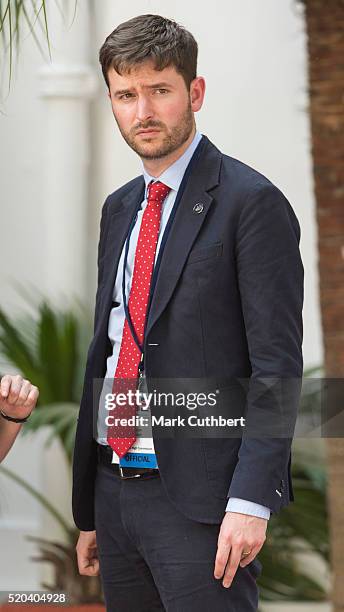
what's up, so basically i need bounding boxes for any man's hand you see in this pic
[0,375,39,420]
[214,512,267,588]
[76,530,100,576]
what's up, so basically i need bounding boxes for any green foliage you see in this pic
[27,534,103,603]
[0,0,78,97]
[0,299,100,600]
[0,300,92,463]
[258,455,328,601]
[0,462,73,537]
[0,464,103,603]
[0,0,50,95]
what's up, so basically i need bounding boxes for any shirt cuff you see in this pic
[226,497,271,520]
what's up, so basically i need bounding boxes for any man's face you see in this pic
[107,60,202,160]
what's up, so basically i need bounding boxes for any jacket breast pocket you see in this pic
[186,241,223,265]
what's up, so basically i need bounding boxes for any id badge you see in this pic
[119,374,157,469]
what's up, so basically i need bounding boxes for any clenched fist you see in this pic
[0,374,39,420]
[0,374,39,461]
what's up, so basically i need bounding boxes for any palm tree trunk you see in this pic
[303,1,344,610]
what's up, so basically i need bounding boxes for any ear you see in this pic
[190,77,206,113]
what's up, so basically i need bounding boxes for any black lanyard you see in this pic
[121,137,205,374]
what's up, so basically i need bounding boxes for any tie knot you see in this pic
[147,181,170,204]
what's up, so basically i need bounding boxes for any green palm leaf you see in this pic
[0,300,91,464]
[37,304,78,403]
[0,308,38,376]
[0,463,73,537]
[0,0,50,96]
[26,402,79,462]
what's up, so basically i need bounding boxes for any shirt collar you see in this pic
[142,131,203,196]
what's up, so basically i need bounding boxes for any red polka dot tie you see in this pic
[107,181,171,458]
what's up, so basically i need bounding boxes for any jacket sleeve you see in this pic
[72,196,110,532]
[227,181,304,513]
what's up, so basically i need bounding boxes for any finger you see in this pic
[15,380,32,406]
[239,545,261,568]
[77,552,91,575]
[23,386,39,409]
[222,547,242,588]
[0,375,12,399]
[79,566,94,576]
[87,558,100,576]
[79,563,99,576]
[7,375,23,405]
[214,541,231,579]
[77,553,99,577]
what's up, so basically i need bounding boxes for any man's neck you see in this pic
[142,127,196,178]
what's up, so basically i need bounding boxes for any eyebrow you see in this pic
[113,82,172,97]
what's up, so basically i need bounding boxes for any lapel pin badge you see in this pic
[193,203,204,214]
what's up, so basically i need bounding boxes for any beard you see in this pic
[114,100,194,160]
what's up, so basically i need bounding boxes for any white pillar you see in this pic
[38,1,98,305]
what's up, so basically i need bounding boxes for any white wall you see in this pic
[0,0,323,591]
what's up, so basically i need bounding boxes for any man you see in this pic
[0,375,39,462]
[72,14,303,612]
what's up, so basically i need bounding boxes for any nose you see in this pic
[135,94,154,124]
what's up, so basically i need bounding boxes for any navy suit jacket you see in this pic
[72,136,304,531]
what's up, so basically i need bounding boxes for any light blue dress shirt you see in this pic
[96,129,270,520]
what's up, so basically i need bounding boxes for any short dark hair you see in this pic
[99,14,198,90]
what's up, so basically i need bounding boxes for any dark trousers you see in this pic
[94,461,262,612]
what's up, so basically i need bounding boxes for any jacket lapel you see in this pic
[99,178,145,320]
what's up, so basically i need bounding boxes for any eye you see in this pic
[155,88,168,94]
[119,93,135,100]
